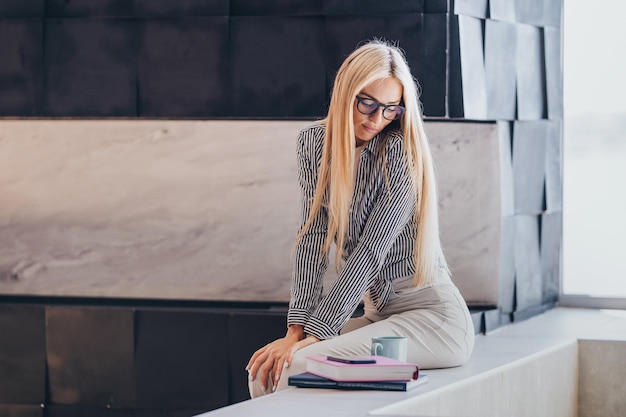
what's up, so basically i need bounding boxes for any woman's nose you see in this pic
[369,107,384,123]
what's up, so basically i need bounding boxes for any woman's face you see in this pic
[352,77,403,147]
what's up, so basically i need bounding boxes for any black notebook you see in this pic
[288,372,428,392]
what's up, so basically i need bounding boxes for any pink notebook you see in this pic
[305,355,419,382]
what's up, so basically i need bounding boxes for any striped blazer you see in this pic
[288,123,419,340]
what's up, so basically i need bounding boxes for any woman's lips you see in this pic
[363,124,378,134]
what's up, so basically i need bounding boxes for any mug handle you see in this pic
[371,342,383,356]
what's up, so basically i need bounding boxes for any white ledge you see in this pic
[196,308,626,417]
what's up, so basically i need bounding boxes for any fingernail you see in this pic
[248,374,253,382]
[284,361,289,368]
[245,365,249,371]
[261,385,266,393]
[272,385,276,392]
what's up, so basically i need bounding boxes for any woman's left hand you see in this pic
[247,332,320,392]
[275,335,320,386]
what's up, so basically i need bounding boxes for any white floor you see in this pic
[196,308,626,417]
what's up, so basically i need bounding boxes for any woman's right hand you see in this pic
[246,324,305,391]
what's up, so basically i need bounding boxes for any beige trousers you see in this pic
[249,277,475,397]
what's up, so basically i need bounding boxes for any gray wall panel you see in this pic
[454,0,488,18]
[458,15,487,119]
[498,121,515,217]
[541,211,562,304]
[499,216,516,313]
[545,120,563,211]
[513,121,548,214]
[514,215,542,311]
[516,23,546,120]
[489,0,516,23]
[485,19,517,120]
[545,26,563,120]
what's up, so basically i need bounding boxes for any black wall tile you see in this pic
[325,14,423,96]
[0,305,46,404]
[324,0,424,15]
[0,405,43,417]
[135,310,229,410]
[133,0,229,18]
[231,0,323,16]
[0,1,43,17]
[135,409,204,417]
[46,307,135,408]
[425,0,449,13]
[420,13,447,116]
[45,0,133,17]
[137,18,229,117]
[228,312,287,403]
[44,405,135,417]
[230,16,326,118]
[136,410,205,417]
[0,18,43,116]
[43,19,136,117]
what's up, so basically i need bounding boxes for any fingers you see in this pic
[260,358,275,390]
[247,347,276,391]
[272,357,288,391]
[246,347,267,380]
[274,336,321,390]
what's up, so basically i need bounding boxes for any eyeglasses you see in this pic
[355,96,406,121]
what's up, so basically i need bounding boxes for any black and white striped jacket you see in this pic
[288,123,418,340]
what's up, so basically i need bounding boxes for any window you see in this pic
[561,0,626,308]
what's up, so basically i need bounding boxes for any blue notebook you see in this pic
[288,372,428,392]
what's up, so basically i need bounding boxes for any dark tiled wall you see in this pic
[0,302,290,416]
[0,302,488,416]
[0,0,455,118]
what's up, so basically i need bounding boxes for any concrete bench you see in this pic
[197,308,626,417]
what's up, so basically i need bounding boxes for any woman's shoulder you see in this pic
[297,122,326,152]
[298,122,326,140]
[379,128,406,157]
[383,128,404,147]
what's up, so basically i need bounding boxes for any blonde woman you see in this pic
[247,40,475,397]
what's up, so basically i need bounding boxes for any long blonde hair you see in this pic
[297,40,448,287]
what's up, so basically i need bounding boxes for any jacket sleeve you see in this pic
[287,126,329,328]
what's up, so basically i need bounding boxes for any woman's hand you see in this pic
[246,325,320,392]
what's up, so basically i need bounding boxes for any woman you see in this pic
[247,40,475,396]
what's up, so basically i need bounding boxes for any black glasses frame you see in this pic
[355,96,406,121]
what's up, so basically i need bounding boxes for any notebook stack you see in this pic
[288,355,428,392]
